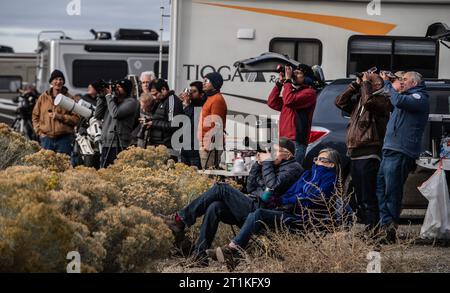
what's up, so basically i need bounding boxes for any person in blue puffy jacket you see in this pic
[208,148,343,270]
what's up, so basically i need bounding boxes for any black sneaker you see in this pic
[378,223,397,245]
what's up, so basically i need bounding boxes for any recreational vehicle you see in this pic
[0,52,37,123]
[169,0,450,149]
[0,29,169,125]
[36,30,169,95]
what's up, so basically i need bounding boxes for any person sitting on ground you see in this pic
[160,137,304,266]
[208,148,342,270]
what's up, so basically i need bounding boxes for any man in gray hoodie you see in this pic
[95,79,139,168]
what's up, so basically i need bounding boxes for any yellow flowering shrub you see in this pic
[0,138,238,272]
[0,163,174,272]
[95,206,173,272]
[112,145,170,169]
[21,149,71,172]
[100,161,213,215]
[0,123,40,170]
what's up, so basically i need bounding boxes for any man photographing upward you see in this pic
[267,64,317,165]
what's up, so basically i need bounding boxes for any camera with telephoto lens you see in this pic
[136,116,151,139]
[13,92,37,120]
[107,80,118,95]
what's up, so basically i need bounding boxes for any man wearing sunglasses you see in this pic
[335,72,392,235]
[179,81,207,168]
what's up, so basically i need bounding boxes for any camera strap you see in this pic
[168,95,174,121]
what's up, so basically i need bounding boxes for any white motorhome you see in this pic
[0,52,37,123]
[36,30,169,94]
[169,0,450,142]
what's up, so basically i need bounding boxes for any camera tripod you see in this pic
[100,125,123,168]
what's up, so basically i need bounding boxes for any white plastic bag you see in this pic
[418,162,450,239]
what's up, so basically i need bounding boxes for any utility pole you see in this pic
[159,0,170,79]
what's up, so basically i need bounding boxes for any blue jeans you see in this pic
[178,183,257,254]
[376,150,415,226]
[233,208,295,248]
[40,134,73,155]
[294,142,307,166]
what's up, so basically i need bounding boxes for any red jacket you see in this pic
[268,81,317,145]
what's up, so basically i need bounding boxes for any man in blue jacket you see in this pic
[377,71,429,243]
[160,137,303,266]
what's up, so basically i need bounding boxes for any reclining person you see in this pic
[208,148,342,270]
[161,137,304,266]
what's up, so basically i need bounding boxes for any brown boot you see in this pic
[213,245,242,272]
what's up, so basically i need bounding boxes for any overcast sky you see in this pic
[0,0,171,52]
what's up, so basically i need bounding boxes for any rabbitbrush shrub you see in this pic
[0,123,39,170]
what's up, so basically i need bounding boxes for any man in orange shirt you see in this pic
[198,72,227,169]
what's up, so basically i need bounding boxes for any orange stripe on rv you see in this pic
[196,2,396,35]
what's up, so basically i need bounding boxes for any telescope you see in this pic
[54,94,94,119]
[54,94,102,156]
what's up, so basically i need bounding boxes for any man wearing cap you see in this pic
[198,72,228,169]
[32,69,80,155]
[95,78,140,168]
[160,137,303,266]
[268,65,317,165]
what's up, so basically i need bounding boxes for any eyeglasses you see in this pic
[313,156,333,164]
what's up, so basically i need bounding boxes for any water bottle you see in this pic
[260,187,273,202]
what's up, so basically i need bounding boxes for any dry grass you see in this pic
[161,177,445,273]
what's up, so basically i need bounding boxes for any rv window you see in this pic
[0,76,22,93]
[153,61,168,80]
[269,38,322,66]
[73,60,128,88]
[348,36,438,78]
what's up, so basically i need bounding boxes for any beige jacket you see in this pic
[32,87,80,138]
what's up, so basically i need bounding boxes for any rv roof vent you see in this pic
[90,29,112,40]
[0,45,14,53]
[114,29,158,41]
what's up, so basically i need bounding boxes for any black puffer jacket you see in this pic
[148,91,183,148]
[246,158,304,208]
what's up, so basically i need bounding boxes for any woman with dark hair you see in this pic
[208,148,343,270]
